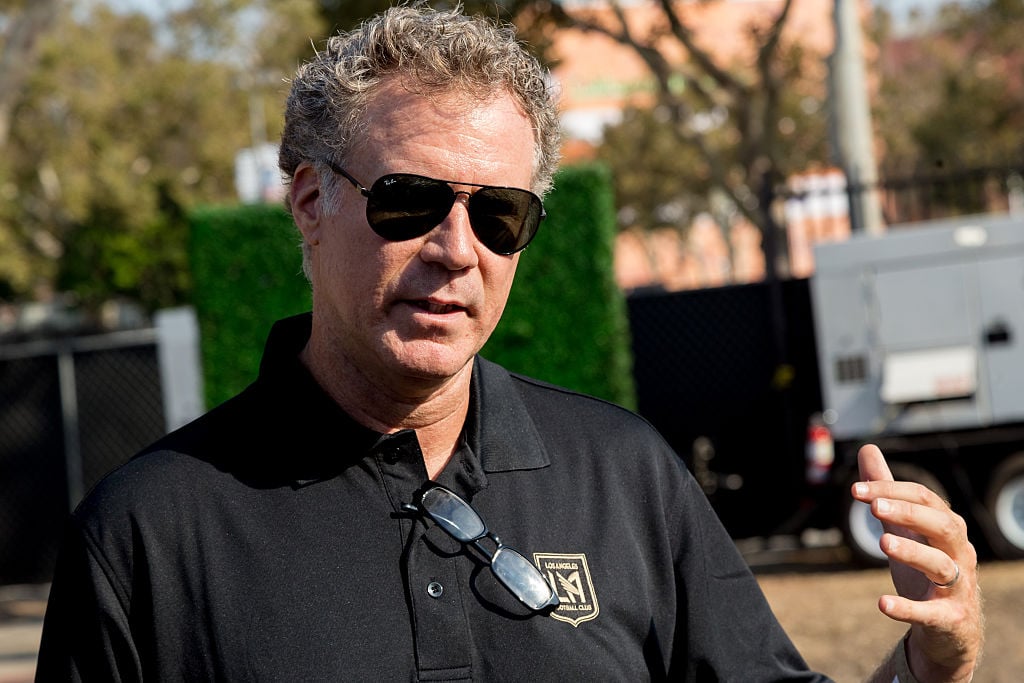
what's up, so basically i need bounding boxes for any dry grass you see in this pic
[757,561,1024,683]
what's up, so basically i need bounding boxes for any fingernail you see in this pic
[854,483,868,497]
[877,499,891,513]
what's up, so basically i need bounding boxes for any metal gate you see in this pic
[0,308,203,584]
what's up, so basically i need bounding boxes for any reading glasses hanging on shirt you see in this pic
[402,484,560,613]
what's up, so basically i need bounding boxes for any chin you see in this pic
[388,341,477,383]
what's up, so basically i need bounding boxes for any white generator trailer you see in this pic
[811,213,1024,563]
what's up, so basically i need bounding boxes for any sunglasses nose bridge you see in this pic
[421,193,480,265]
[447,189,474,222]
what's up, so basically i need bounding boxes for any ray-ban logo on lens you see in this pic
[533,553,599,627]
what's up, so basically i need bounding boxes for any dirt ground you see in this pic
[756,560,1024,683]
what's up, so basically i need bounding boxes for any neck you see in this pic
[299,338,472,480]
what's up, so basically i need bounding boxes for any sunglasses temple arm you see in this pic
[324,160,371,196]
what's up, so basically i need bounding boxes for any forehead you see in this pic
[351,78,536,182]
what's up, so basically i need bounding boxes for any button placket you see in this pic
[374,430,473,677]
[406,530,472,676]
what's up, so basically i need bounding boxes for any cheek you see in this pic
[323,229,399,295]
[482,258,519,320]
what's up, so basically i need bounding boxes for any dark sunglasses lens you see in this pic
[469,188,543,255]
[420,487,485,542]
[366,174,455,241]
[491,547,558,610]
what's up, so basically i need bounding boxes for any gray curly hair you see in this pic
[279,4,561,233]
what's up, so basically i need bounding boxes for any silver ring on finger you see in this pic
[931,561,960,589]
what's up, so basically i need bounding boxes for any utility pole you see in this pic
[831,0,885,234]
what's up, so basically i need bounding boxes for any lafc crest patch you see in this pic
[534,553,599,627]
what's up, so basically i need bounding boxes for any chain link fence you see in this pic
[627,278,824,540]
[0,309,202,585]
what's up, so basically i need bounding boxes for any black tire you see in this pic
[841,462,948,567]
[983,454,1024,560]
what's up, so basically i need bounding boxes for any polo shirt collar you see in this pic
[257,314,551,479]
[470,356,552,473]
[256,314,381,485]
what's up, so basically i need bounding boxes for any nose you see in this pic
[419,194,480,270]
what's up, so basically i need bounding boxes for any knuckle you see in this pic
[909,481,931,499]
[937,516,959,540]
[962,540,978,567]
[944,509,968,536]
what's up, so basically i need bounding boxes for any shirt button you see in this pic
[426,582,444,598]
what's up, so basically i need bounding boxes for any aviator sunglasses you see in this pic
[323,160,545,255]
[402,484,560,613]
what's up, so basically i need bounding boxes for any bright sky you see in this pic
[102,0,188,17]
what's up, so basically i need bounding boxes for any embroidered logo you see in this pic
[534,553,599,627]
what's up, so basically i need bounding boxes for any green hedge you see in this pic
[189,163,635,410]
[189,204,311,408]
[481,163,636,409]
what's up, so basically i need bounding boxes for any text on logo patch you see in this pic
[533,553,599,627]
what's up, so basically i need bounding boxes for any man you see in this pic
[37,5,981,681]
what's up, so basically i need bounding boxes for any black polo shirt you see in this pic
[37,314,830,682]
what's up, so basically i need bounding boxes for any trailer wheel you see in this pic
[984,454,1024,559]
[841,463,948,567]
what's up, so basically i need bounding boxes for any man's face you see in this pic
[304,80,536,390]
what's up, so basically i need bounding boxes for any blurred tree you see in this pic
[314,0,565,75]
[873,0,1024,170]
[316,0,533,32]
[596,57,826,235]
[0,0,61,298]
[549,0,829,239]
[0,0,323,310]
[597,106,711,231]
[0,0,60,148]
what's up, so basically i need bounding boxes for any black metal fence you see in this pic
[871,158,1024,227]
[0,332,168,584]
[627,278,824,540]
[776,158,1024,234]
[0,307,203,586]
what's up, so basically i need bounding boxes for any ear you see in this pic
[291,162,323,246]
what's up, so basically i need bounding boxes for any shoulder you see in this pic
[476,356,683,477]
[74,446,225,536]
[499,362,668,446]
[73,384,264,530]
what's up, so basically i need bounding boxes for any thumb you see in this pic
[857,443,894,483]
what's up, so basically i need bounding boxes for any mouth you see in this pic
[406,299,468,316]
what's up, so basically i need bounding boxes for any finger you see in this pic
[880,533,960,587]
[871,497,968,551]
[881,594,983,680]
[877,594,966,629]
[857,443,894,482]
[852,480,946,510]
